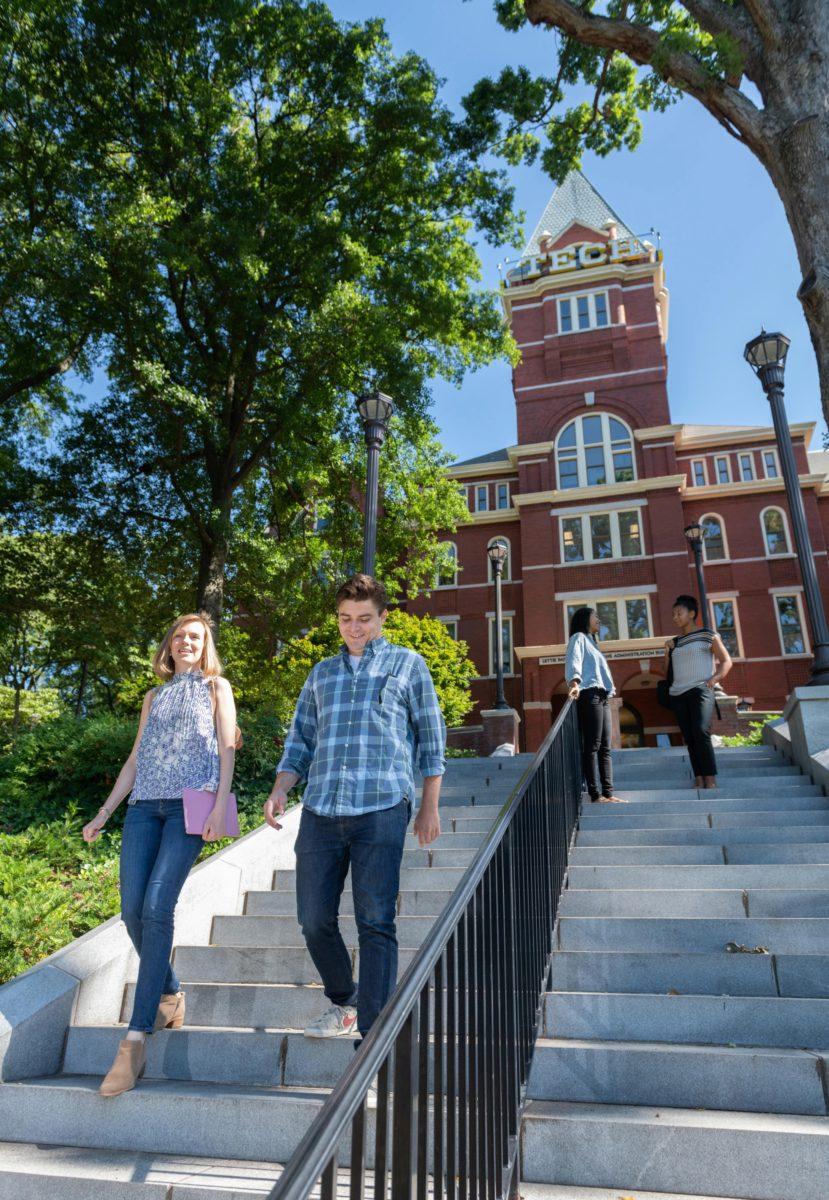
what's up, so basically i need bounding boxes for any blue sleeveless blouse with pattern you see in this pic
[130,670,220,803]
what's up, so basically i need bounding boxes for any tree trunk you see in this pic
[763,108,829,431]
[75,659,88,717]
[196,535,228,627]
[12,684,21,744]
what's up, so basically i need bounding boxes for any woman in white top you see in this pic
[665,594,732,789]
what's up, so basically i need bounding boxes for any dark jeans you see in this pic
[295,800,410,1039]
[577,687,614,801]
[672,684,717,778]
[120,798,204,1033]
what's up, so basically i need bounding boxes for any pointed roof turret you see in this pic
[523,168,634,257]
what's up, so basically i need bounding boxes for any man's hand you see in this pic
[567,681,580,700]
[264,790,287,830]
[412,801,441,847]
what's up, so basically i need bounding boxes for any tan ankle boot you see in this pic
[99,1038,147,1097]
[154,990,185,1031]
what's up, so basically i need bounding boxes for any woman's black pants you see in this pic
[577,687,613,801]
[672,684,717,778]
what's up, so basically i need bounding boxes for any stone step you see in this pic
[570,843,829,866]
[210,913,435,948]
[271,865,467,892]
[520,1185,748,1200]
[64,1027,360,1088]
[521,1100,829,1200]
[527,1037,828,1115]
[587,795,829,814]
[557,916,829,954]
[173,943,417,985]
[403,846,479,868]
[246,887,454,917]
[610,776,814,794]
[559,888,829,919]
[0,1141,289,1200]
[580,810,829,832]
[0,1077,324,1163]
[549,950,829,999]
[567,864,829,890]
[543,991,829,1050]
[576,824,829,847]
[121,980,330,1029]
[611,786,821,804]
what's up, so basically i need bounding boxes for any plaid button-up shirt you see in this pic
[276,636,447,817]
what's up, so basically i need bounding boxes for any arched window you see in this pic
[762,507,791,556]
[556,413,635,490]
[435,542,457,588]
[487,536,511,582]
[700,514,727,562]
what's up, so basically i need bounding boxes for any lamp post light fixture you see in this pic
[744,331,829,685]
[356,391,395,577]
[684,522,712,632]
[487,539,510,710]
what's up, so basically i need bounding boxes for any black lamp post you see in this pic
[356,391,394,576]
[744,331,829,685]
[684,522,712,631]
[487,540,510,710]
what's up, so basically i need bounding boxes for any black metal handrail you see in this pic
[268,698,581,1200]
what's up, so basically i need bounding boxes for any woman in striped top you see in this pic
[665,594,732,789]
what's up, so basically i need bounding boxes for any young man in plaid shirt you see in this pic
[264,574,445,1040]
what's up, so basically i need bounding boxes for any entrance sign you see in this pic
[540,648,657,666]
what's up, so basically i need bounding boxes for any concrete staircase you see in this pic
[522,744,829,1200]
[0,756,532,1198]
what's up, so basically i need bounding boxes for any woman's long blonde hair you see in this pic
[151,613,223,682]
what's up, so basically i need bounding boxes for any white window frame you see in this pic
[738,452,756,482]
[496,481,510,510]
[762,449,781,479]
[690,458,708,487]
[772,591,810,656]
[709,594,744,659]
[562,594,653,642]
[557,289,611,335]
[438,617,459,640]
[488,615,514,675]
[760,505,792,557]
[487,536,512,582]
[474,485,489,512]
[714,455,731,485]
[555,412,637,490]
[700,512,729,562]
[434,541,458,589]
[558,508,645,564]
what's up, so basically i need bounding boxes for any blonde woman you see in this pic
[82,614,237,1097]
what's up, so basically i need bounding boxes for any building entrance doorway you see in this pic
[618,702,644,748]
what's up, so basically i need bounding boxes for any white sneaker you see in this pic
[303,1004,358,1039]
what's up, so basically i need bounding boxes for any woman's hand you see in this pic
[202,805,227,842]
[83,809,108,843]
[568,681,580,700]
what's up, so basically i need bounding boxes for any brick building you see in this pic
[408,170,829,752]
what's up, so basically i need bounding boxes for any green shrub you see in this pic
[720,716,780,747]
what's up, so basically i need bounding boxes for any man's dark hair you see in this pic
[673,594,699,618]
[568,606,596,639]
[335,573,389,613]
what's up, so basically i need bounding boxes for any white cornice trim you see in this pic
[514,475,685,507]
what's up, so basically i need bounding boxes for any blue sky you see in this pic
[330,0,826,462]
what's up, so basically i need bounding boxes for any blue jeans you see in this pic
[120,798,204,1033]
[295,800,410,1039]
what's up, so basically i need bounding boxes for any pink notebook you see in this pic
[182,788,240,838]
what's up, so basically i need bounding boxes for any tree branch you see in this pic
[0,333,89,407]
[741,0,786,50]
[524,0,767,156]
[681,0,761,61]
